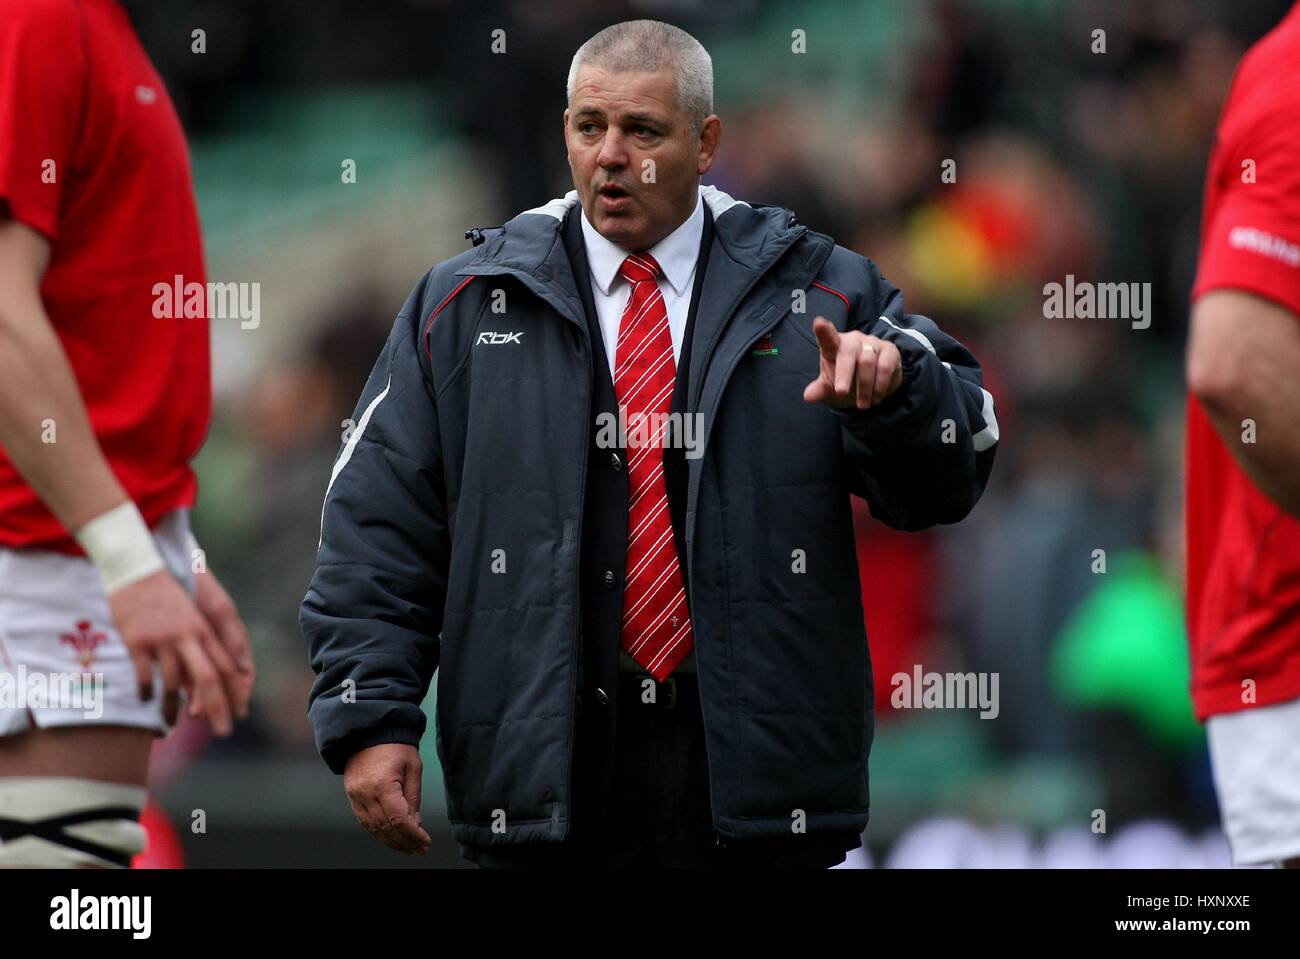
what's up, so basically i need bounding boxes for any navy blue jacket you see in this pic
[301,185,999,848]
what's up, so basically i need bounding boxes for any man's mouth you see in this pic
[598,184,631,199]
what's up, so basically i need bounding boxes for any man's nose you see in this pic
[596,129,628,169]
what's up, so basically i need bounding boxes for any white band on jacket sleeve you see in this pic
[73,502,165,595]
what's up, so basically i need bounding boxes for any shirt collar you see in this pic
[580,188,704,297]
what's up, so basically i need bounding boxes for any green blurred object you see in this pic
[419,681,448,819]
[1050,551,1200,751]
[190,86,454,258]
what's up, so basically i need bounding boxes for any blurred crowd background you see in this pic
[122,0,1294,866]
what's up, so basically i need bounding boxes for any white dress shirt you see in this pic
[579,190,704,381]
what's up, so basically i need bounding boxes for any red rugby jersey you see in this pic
[1186,2,1300,720]
[0,0,211,552]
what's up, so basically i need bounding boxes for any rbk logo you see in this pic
[477,331,523,345]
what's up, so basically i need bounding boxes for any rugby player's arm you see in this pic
[1187,288,1300,518]
[0,214,246,732]
[0,215,131,527]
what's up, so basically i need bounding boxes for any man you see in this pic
[1185,2,1300,869]
[303,19,997,868]
[0,0,253,867]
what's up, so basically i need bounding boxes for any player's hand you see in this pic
[193,569,254,723]
[344,743,432,855]
[802,316,903,410]
[107,570,235,735]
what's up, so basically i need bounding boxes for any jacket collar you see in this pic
[456,184,810,337]
[462,185,791,291]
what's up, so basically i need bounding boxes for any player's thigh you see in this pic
[0,723,152,784]
[0,727,153,868]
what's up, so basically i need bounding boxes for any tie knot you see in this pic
[619,253,662,286]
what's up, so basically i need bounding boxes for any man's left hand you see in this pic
[802,316,904,410]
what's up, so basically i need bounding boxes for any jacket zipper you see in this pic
[692,230,816,850]
[699,305,789,853]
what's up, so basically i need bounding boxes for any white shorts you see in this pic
[1206,694,1300,865]
[0,508,196,738]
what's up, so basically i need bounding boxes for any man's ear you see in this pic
[698,115,721,176]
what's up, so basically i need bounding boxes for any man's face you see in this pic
[564,64,718,251]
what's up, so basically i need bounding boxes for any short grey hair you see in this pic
[566,20,714,134]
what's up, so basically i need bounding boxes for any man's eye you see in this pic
[579,122,599,134]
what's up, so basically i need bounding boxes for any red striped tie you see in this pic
[614,252,693,681]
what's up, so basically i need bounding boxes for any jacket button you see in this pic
[603,570,615,589]
[610,452,622,471]
[595,688,609,706]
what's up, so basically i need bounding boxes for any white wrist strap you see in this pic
[73,502,165,595]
